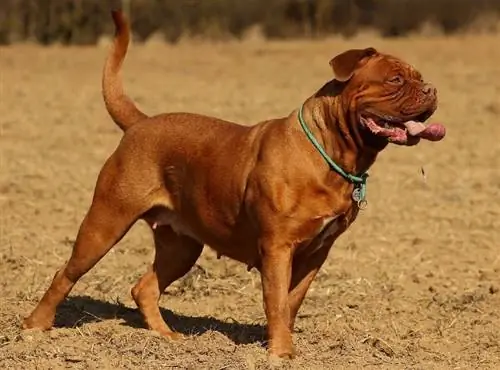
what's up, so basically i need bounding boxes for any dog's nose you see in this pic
[422,83,436,95]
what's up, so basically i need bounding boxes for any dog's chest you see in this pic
[318,216,341,235]
[307,205,358,247]
[316,215,341,241]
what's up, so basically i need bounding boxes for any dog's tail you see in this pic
[102,9,147,132]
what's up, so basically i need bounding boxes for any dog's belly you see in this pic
[145,209,261,268]
[146,210,200,242]
[146,207,346,270]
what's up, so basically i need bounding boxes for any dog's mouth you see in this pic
[360,110,446,146]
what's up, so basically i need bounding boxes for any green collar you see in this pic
[298,104,369,209]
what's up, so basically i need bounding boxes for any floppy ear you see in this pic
[329,47,378,82]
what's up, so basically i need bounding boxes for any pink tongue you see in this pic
[404,120,446,141]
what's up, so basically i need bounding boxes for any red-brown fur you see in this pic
[23,9,440,359]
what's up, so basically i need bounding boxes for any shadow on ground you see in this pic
[54,295,266,345]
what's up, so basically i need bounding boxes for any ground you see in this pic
[1,33,499,369]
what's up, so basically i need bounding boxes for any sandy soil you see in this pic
[1,33,500,369]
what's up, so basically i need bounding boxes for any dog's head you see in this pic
[330,47,445,146]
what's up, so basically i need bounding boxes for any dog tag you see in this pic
[352,187,368,210]
[351,187,363,203]
[357,199,368,210]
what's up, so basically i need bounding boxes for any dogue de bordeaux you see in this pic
[23,9,446,359]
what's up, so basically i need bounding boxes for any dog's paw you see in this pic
[268,345,296,365]
[21,315,53,331]
[165,332,185,341]
[268,352,294,367]
[152,329,185,341]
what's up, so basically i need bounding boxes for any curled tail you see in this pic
[102,10,148,132]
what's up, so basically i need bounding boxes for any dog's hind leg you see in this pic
[131,225,203,339]
[22,154,163,331]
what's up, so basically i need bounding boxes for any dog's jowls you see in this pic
[22,9,445,359]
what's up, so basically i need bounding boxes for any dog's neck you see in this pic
[304,80,385,176]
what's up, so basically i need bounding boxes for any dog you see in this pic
[22,9,445,359]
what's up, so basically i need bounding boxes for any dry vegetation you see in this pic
[1,31,500,368]
[1,0,500,44]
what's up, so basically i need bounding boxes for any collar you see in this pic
[298,103,369,209]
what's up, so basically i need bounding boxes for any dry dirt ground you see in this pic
[1,33,500,369]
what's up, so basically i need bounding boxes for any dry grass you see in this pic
[1,33,500,369]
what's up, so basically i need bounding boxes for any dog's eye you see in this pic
[388,75,404,85]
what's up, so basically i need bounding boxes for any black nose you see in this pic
[422,83,436,95]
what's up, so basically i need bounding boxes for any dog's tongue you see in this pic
[403,121,446,141]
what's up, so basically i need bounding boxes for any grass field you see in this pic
[1,33,500,369]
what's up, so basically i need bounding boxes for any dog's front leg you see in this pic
[260,238,295,359]
[288,244,332,331]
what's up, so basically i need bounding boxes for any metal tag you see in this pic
[357,199,368,210]
[352,187,368,210]
[352,187,363,203]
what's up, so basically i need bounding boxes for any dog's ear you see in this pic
[329,47,378,82]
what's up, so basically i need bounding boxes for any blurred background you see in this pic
[1,0,500,45]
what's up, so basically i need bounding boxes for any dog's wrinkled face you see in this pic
[330,47,446,146]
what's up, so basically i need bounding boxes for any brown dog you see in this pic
[23,10,445,358]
